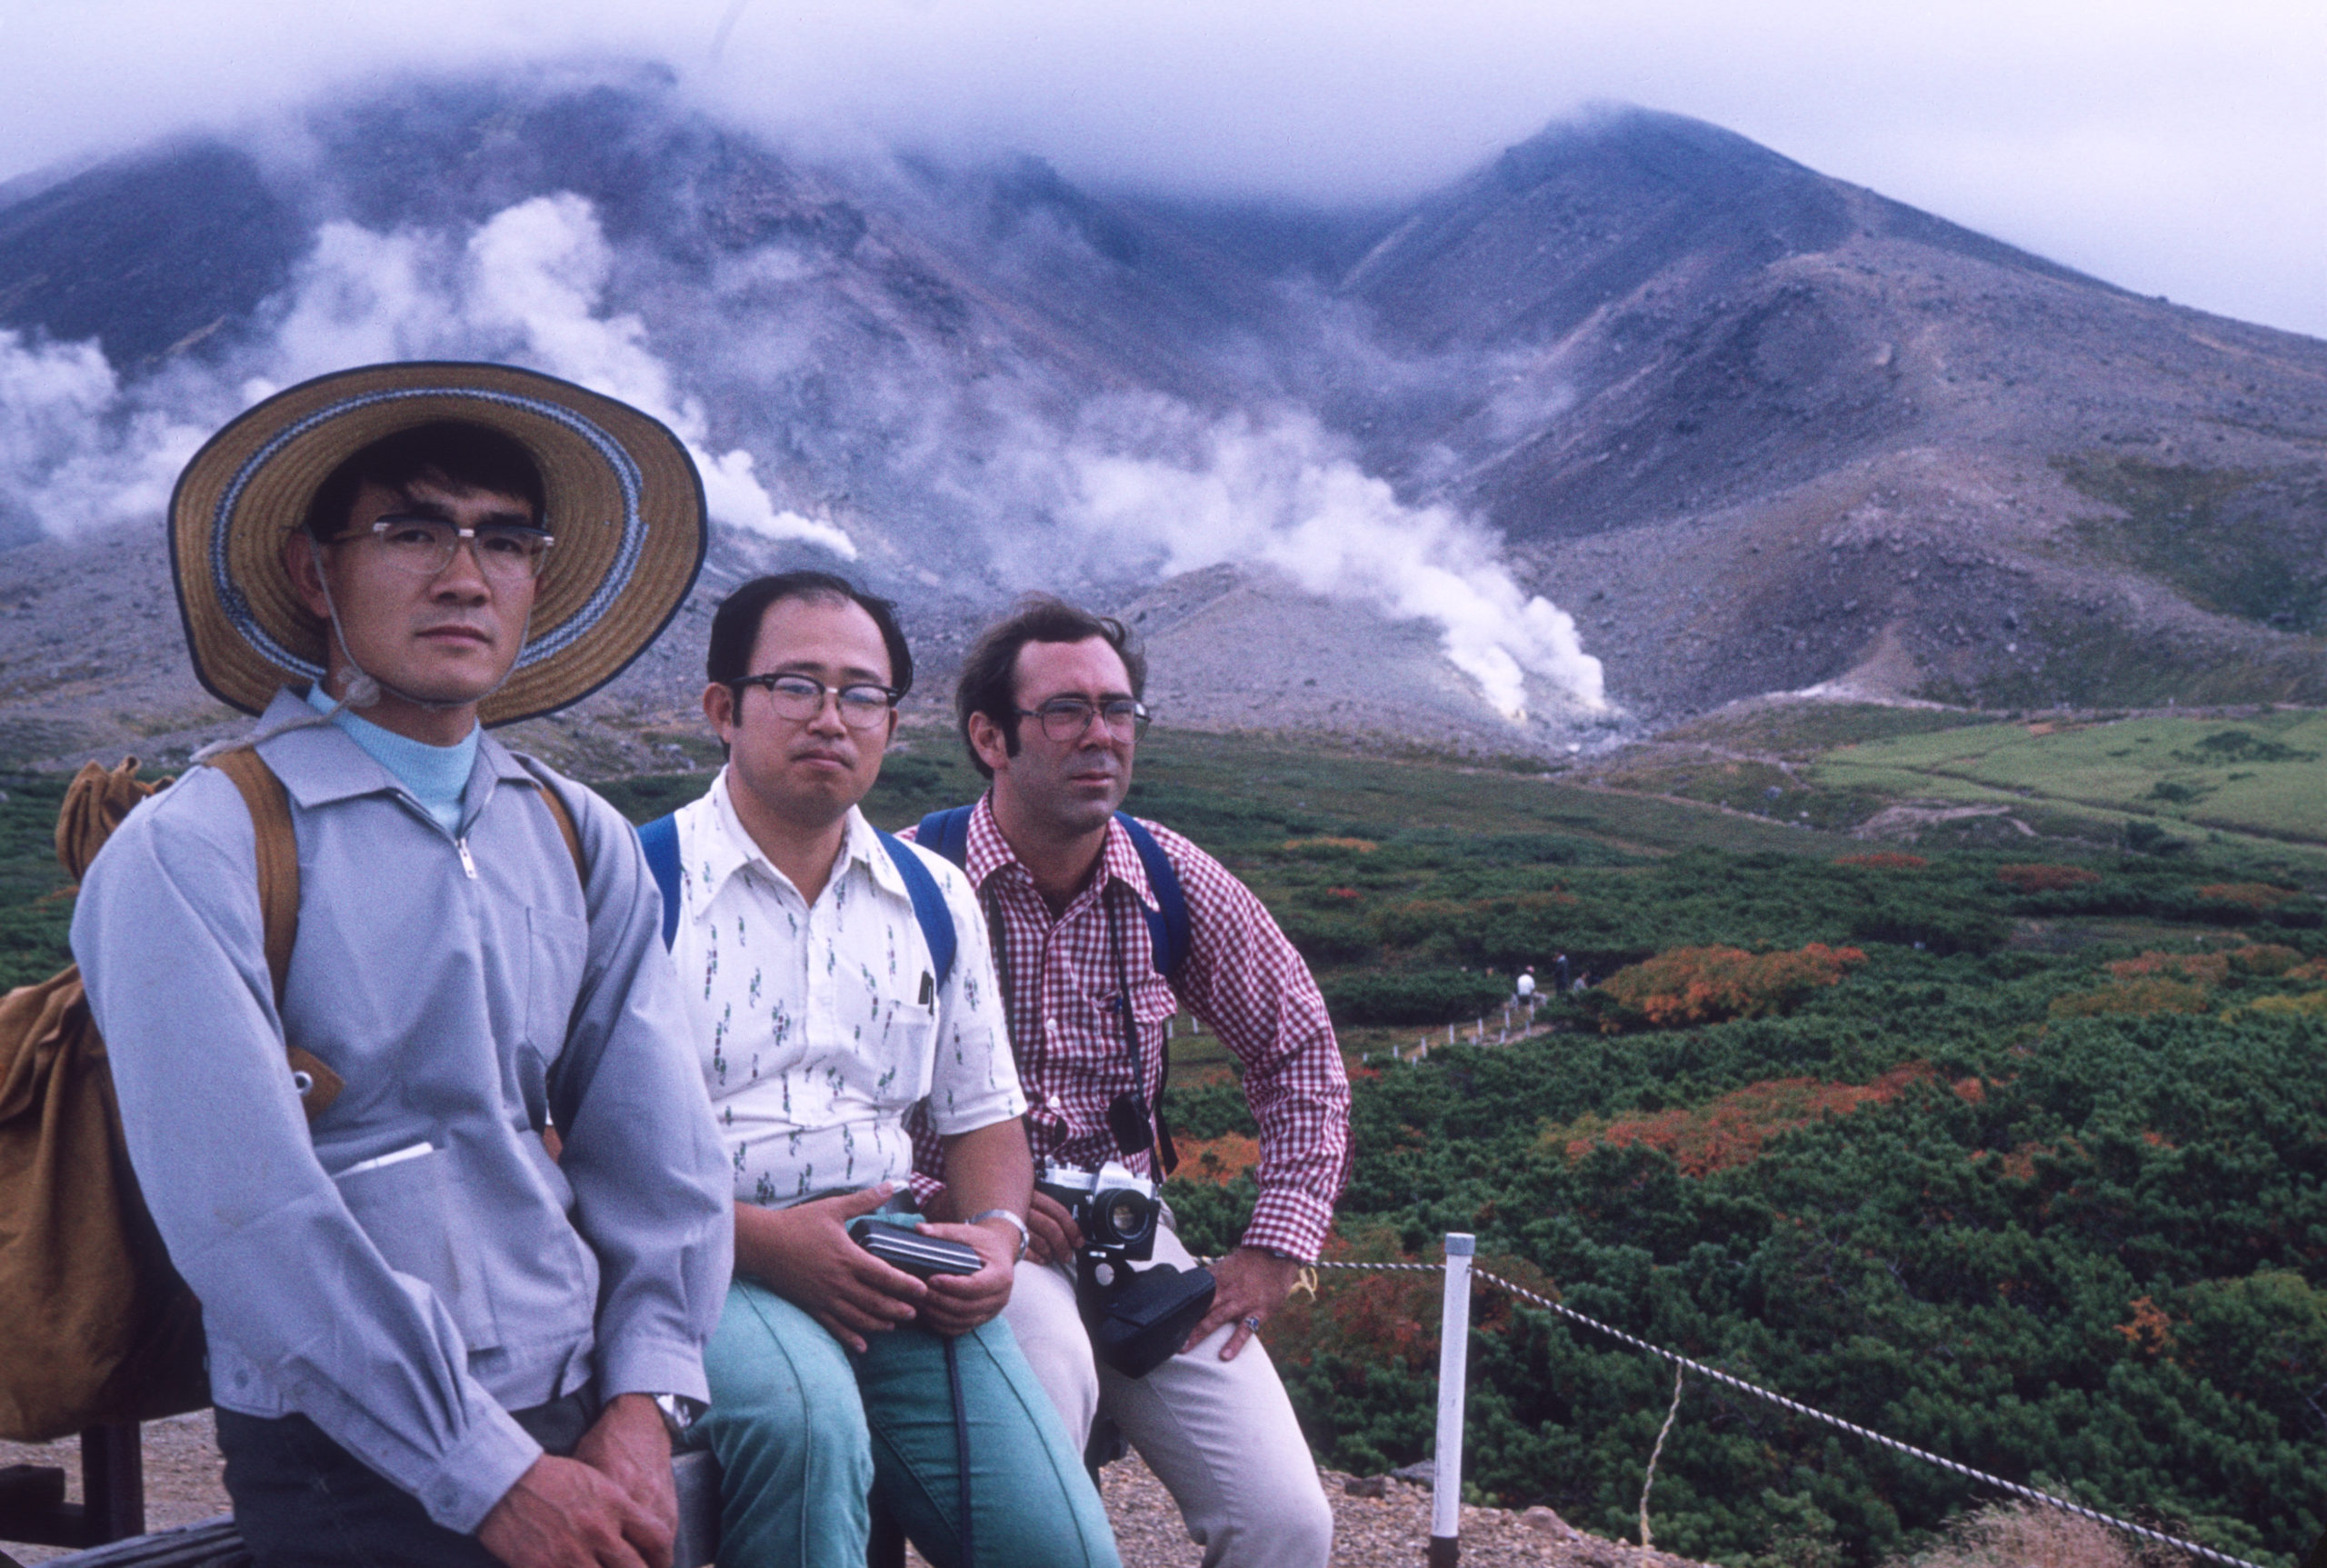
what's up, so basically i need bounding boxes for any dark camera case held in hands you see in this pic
[847,1216,984,1279]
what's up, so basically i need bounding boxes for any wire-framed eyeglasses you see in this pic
[358,514,555,582]
[734,672,901,729]
[1017,697,1151,744]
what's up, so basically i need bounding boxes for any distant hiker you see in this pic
[72,365,733,1568]
[641,573,1117,1568]
[1556,952,1570,991]
[906,595,1350,1568]
[1515,964,1537,1001]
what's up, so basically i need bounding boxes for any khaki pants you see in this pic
[1003,1222,1334,1568]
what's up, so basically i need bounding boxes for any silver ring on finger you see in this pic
[1241,1314,1263,1333]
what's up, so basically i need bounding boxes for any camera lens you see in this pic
[1103,1193,1144,1243]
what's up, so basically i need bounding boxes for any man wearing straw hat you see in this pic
[71,363,733,1568]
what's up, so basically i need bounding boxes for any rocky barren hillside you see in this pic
[0,72,2321,769]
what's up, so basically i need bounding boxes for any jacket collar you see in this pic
[247,686,533,812]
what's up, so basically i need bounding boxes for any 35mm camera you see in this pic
[1037,1161,1215,1379]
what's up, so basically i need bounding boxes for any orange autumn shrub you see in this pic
[2108,951,2230,984]
[1997,864,2102,893]
[2116,1295,2177,1357]
[1173,1133,1260,1186]
[1834,852,1927,870]
[1597,943,1866,1031]
[1262,1224,1556,1375]
[1551,1063,1937,1176]
[2196,882,2301,910]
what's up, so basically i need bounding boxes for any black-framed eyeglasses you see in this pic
[733,672,900,729]
[1017,697,1150,744]
[358,514,554,582]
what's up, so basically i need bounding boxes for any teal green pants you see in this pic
[692,1277,1121,1568]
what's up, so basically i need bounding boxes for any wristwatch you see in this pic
[967,1206,1031,1263]
[651,1393,704,1441]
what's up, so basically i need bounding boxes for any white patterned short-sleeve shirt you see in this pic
[669,770,1024,1208]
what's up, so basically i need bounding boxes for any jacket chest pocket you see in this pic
[334,1146,499,1352]
[524,906,590,1054]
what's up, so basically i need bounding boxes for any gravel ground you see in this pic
[4,1416,1711,1568]
[1094,1457,1713,1568]
[0,1411,228,1565]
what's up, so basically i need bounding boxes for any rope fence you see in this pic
[1295,1245,2266,1568]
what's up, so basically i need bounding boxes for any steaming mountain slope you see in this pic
[1301,108,2327,712]
[2,75,2323,772]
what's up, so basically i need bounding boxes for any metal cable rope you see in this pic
[1296,1258,2266,1568]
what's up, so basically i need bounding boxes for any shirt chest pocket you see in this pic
[874,1000,943,1109]
[524,905,590,1054]
[1086,970,1180,1052]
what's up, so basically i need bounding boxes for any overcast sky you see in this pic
[5,0,2323,340]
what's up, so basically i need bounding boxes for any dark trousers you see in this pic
[216,1393,594,1568]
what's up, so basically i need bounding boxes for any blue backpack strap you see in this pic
[914,804,977,872]
[877,830,956,989]
[1114,814,1189,976]
[636,813,683,951]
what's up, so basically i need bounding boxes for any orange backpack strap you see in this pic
[532,779,587,887]
[206,748,343,1122]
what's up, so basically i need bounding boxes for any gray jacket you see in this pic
[71,691,732,1533]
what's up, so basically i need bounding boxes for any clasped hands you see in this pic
[735,1182,1018,1352]
[477,1393,677,1568]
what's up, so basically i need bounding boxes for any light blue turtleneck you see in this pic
[305,684,480,834]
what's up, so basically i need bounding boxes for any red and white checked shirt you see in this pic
[904,797,1352,1262]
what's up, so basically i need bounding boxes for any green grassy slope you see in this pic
[1813,713,2327,847]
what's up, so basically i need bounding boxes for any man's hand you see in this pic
[733,1184,928,1352]
[476,1450,662,1568]
[1184,1245,1303,1361]
[918,1218,1018,1335]
[1024,1189,1085,1267]
[572,1395,676,1567]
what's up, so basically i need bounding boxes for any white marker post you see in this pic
[1429,1233,1476,1568]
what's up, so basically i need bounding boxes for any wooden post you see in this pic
[1428,1233,1475,1568]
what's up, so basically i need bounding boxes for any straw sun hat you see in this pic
[170,362,707,727]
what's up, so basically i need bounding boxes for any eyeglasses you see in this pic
[1018,697,1151,744]
[358,514,555,582]
[733,673,900,729]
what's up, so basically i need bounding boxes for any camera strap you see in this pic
[945,1334,973,1564]
[1106,890,1178,1173]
